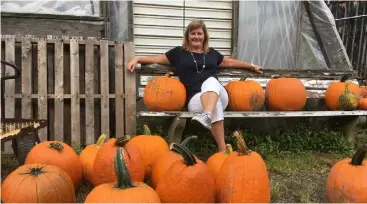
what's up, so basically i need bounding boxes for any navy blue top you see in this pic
[165,46,224,105]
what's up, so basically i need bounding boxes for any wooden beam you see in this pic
[135,63,359,79]
[137,111,367,118]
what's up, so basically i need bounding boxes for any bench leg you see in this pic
[167,116,187,144]
[343,116,367,143]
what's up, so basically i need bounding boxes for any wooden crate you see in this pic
[1,35,136,154]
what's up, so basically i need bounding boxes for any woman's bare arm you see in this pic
[219,56,263,74]
[127,54,170,72]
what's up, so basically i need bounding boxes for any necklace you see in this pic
[190,52,206,73]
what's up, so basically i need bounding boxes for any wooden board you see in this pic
[37,38,48,142]
[54,38,64,142]
[85,40,95,145]
[137,110,367,118]
[100,40,110,138]
[70,39,80,146]
[124,42,136,136]
[115,42,125,137]
[21,37,32,119]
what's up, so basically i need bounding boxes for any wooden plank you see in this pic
[13,93,117,99]
[85,40,95,144]
[137,110,367,118]
[139,75,360,89]
[1,14,105,38]
[54,39,64,142]
[100,40,110,137]
[21,37,32,119]
[135,63,359,78]
[115,42,125,137]
[37,38,48,142]
[4,36,15,153]
[124,42,136,136]
[70,39,80,146]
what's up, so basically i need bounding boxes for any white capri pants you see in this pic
[188,77,229,123]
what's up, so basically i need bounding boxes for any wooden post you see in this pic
[54,38,64,142]
[37,38,48,142]
[70,39,80,146]
[115,42,125,137]
[123,42,136,136]
[100,40,110,138]
[85,39,95,144]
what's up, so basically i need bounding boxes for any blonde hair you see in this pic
[182,20,210,53]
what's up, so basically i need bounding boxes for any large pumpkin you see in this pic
[129,124,169,178]
[25,141,83,190]
[155,143,216,203]
[359,98,367,110]
[325,75,360,110]
[92,135,145,187]
[206,144,232,181]
[150,135,199,189]
[79,134,106,184]
[143,72,186,111]
[216,131,270,203]
[265,77,307,111]
[326,137,367,203]
[1,163,76,203]
[85,147,161,203]
[225,77,265,111]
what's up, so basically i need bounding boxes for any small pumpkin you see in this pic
[326,136,367,203]
[216,131,270,203]
[359,98,367,110]
[150,135,198,189]
[265,77,307,111]
[360,86,367,98]
[129,124,169,178]
[206,144,232,181]
[79,134,106,184]
[85,147,161,203]
[92,135,145,187]
[143,71,186,111]
[1,164,76,203]
[25,141,83,190]
[225,77,265,111]
[155,143,216,203]
[325,75,360,110]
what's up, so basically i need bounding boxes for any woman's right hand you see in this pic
[127,58,138,72]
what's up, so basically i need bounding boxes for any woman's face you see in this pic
[188,27,205,49]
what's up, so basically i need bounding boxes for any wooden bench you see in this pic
[135,63,367,144]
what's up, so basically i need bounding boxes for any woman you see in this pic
[127,20,263,152]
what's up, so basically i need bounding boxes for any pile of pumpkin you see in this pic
[144,73,367,111]
[2,123,367,203]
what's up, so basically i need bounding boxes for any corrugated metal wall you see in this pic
[133,0,233,57]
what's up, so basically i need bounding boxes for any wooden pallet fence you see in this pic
[1,35,136,154]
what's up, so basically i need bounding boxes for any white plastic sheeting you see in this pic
[1,0,100,17]
[237,0,352,70]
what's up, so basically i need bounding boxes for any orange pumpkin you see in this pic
[265,77,307,111]
[1,164,76,203]
[92,135,145,187]
[359,98,367,110]
[143,72,186,111]
[326,138,367,203]
[216,131,270,203]
[360,86,367,98]
[325,75,360,110]
[156,143,216,203]
[225,78,265,111]
[25,141,83,190]
[85,147,161,203]
[206,144,232,181]
[79,134,106,184]
[150,135,199,189]
[129,124,169,178]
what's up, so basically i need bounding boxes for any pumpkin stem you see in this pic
[351,135,367,166]
[340,74,351,82]
[224,144,233,156]
[239,75,248,81]
[48,142,64,152]
[180,135,198,146]
[143,124,151,135]
[171,143,197,166]
[96,134,107,147]
[233,131,252,155]
[165,72,174,78]
[22,166,46,176]
[114,147,134,189]
[115,135,130,146]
